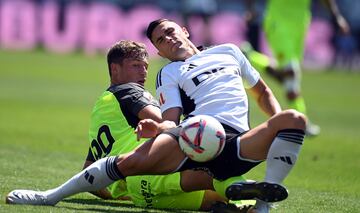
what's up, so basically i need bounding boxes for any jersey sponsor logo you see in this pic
[140,180,154,207]
[191,66,241,86]
[192,67,226,86]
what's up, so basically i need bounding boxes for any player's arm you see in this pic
[162,107,182,124]
[138,104,162,122]
[322,0,350,34]
[231,44,282,116]
[136,106,177,140]
[248,78,282,117]
[244,0,257,23]
[135,104,181,140]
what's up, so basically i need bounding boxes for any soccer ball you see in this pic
[179,115,226,162]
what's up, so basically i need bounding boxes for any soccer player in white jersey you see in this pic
[6,19,307,213]
[145,19,307,213]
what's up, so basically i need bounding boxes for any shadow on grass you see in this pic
[62,198,134,207]
[60,198,199,213]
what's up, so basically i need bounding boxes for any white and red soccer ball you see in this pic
[179,115,226,162]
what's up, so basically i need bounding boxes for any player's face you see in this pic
[113,58,148,86]
[151,21,192,61]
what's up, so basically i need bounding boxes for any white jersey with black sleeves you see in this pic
[156,43,260,132]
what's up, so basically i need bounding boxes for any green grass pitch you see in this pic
[0,49,359,212]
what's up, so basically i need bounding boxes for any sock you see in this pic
[213,175,247,199]
[248,51,271,73]
[253,198,270,211]
[264,129,305,184]
[44,156,123,205]
[284,60,302,105]
[288,96,307,114]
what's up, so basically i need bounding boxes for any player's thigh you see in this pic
[239,110,305,160]
[239,120,276,160]
[180,170,213,191]
[118,134,186,175]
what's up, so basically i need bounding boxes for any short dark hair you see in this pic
[106,40,148,77]
[146,18,171,42]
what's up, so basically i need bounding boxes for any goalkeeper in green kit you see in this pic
[244,0,350,136]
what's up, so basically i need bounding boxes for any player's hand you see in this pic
[135,119,159,141]
[244,10,258,23]
[336,15,350,35]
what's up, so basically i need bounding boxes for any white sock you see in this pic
[43,156,122,205]
[253,198,271,211]
[265,129,305,184]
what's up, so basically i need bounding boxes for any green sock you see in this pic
[247,51,271,73]
[240,42,270,73]
[288,96,307,114]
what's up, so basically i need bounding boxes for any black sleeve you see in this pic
[109,83,160,128]
[119,88,157,116]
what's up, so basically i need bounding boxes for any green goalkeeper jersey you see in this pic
[86,83,158,162]
[85,83,205,210]
[86,83,158,198]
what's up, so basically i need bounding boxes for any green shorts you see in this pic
[264,12,310,67]
[126,173,204,210]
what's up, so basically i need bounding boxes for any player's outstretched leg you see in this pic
[225,181,288,202]
[6,156,119,205]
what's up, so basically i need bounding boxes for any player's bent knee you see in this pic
[284,109,306,129]
[271,109,306,130]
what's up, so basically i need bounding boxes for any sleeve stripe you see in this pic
[156,68,163,89]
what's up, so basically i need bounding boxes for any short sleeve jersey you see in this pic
[156,44,260,133]
[86,82,159,162]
